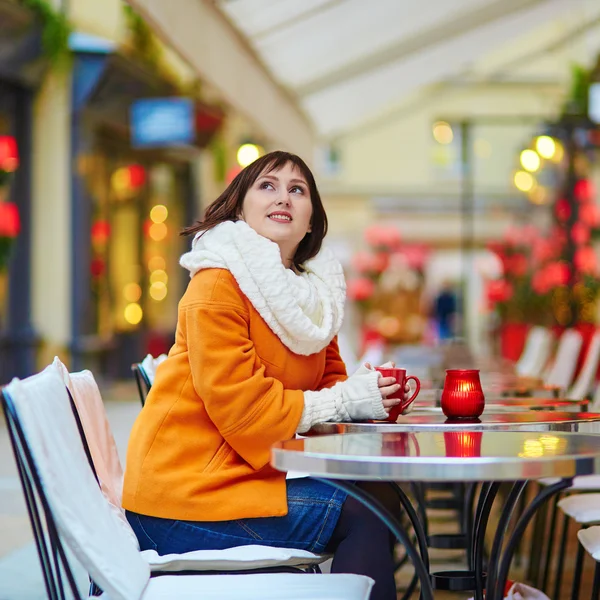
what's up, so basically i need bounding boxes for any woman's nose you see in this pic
[275,193,291,206]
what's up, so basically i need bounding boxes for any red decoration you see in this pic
[571,222,590,245]
[0,202,20,237]
[347,277,375,301]
[90,258,105,277]
[555,198,571,222]
[91,220,110,245]
[440,369,485,419]
[574,247,597,275]
[574,179,595,203]
[127,164,146,188]
[226,165,242,185]
[364,224,401,250]
[0,136,18,172]
[580,203,600,227]
[486,279,513,305]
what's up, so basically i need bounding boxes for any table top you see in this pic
[271,431,600,482]
[309,412,600,435]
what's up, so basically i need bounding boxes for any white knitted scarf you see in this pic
[179,220,346,356]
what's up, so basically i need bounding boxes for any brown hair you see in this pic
[181,151,328,272]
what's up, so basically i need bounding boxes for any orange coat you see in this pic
[122,268,347,521]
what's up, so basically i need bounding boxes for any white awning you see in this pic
[218,0,600,137]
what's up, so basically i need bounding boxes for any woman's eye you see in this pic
[260,182,274,190]
[290,186,305,194]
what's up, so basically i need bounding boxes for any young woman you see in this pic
[123,151,402,599]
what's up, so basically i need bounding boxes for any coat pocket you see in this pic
[203,441,234,474]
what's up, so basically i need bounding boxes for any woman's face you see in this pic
[240,162,313,268]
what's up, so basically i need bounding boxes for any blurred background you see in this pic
[1,0,600,384]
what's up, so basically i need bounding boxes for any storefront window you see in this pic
[85,142,189,360]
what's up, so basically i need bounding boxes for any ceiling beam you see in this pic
[125,0,315,157]
[297,0,549,98]
[253,0,347,40]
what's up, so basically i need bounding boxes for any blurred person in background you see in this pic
[123,151,405,600]
[433,280,458,341]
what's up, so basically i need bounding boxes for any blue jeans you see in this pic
[126,478,347,555]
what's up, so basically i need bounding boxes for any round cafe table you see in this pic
[272,431,600,600]
[308,411,600,435]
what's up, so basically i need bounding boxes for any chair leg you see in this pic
[529,486,549,587]
[514,483,529,568]
[570,541,585,600]
[592,562,600,600]
[541,494,560,593]
[552,512,570,600]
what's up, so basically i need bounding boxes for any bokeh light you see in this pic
[124,303,143,325]
[149,222,167,241]
[432,121,453,145]
[514,171,535,192]
[150,204,168,224]
[535,136,556,159]
[123,283,142,302]
[150,281,168,301]
[520,149,540,172]
[237,143,260,167]
[148,256,166,271]
[150,269,168,285]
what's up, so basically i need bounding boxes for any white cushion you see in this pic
[558,494,600,523]
[49,359,138,549]
[142,546,328,572]
[96,573,374,600]
[578,526,600,561]
[538,475,600,490]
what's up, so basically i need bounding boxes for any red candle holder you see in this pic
[444,431,483,458]
[441,369,485,419]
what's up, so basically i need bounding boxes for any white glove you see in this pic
[297,364,387,433]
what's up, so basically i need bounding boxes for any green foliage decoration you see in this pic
[20,0,72,66]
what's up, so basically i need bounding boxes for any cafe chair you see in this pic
[47,357,330,576]
[131,354,166,406]
[575,527,600,600]
[0,371,374,600]
[132,354,167,406]
[534,486,600,596]
[543,328,583,392]
[515,327,553,379]
[567,330,600,402]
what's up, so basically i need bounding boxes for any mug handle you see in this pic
[404,376,421,409]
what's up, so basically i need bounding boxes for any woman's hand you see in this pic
[365,362,410,414]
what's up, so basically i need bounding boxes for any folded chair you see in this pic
[48,358,329,575]
[543,328,583,392]
[515,327,553,378]
[567,330,600,402]
[0,370,374,600]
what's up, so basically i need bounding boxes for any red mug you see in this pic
[375,367,421,422]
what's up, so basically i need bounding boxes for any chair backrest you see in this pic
[590,381,600,412]
[516,327,553,378]
[544,328,584,390]
[131,354,167,407]
[50,357,138,547]
[568,330,600,400]
[2,369,149,600]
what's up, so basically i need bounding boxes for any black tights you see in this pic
[325,486,398,600]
